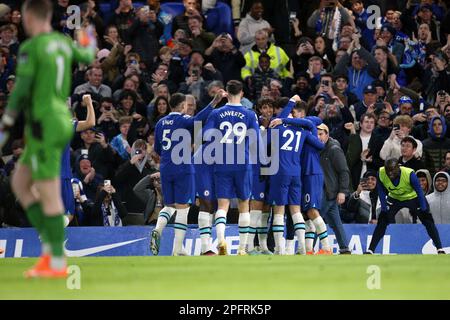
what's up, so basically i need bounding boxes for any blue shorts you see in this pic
[61,177,75,215]
[302,174,323,211]
[215,170,252,200]
[161,172,195,205]
[195,163,215,200]
[251,174,269,202]
[268,175,301,206]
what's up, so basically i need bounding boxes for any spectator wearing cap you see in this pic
[3,139,23,177]
[346,113,378,190]
[73,127,116,180]
[334,37,380,100]
[398,136,425,172]
[237,0,273,54]
[426,171,450,224]
[347,170,381,224]
[241,29,292,88]
[128,6,164,68]
[204,33,246,84]
[317,123,351,254]
[422,115,450,176]
[354,84,378,122]
[73,153,105,202]
[376,24,405,65]
[404,3,442,43]
[187,15,215,53]
[380,115,423,161]
[74,67,112,98]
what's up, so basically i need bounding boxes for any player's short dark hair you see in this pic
[226,80,243,96]
[401,136,418,149]
[23,0,53,20]
[293,101,307,113]
[170,93,186,110]
[276,97,289,109]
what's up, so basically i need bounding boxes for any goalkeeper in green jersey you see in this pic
[0,0,95,278]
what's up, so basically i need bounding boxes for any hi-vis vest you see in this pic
[241,43,292,80]
[379,166,417,201]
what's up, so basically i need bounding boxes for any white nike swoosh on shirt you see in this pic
[64,238,147,257]
[421,239,450,254]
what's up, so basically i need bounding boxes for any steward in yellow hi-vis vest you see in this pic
[241,30,291,81]
[364,158,446,255]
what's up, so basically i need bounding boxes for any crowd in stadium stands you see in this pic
[0,0,449,228]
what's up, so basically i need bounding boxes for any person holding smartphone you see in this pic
[347,170,380,224]
[380,115,423,161]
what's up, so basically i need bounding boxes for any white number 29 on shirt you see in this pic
[219,121,247,144]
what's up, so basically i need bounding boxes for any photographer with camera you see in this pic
[347,170,380,224]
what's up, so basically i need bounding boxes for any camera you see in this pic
[321,80,330,87]
[393,124,400,131]
[104,180,111,187]
[135,149,143,155]
[104,106,111,111]
[130,59,138,65]
[192,69,199,77]
[360,177,369,190]
[438,90,447,97]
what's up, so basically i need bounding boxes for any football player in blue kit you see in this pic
[151,92,223,256]
[267,95,324,255]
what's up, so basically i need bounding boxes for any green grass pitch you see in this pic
[1,255,450,299]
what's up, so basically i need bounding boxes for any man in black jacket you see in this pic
[318,124,351,254]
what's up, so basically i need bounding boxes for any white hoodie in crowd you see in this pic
[426,171,450,224]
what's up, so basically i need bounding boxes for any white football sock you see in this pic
[198,211,212,253]
[272,214,285,254]
[173,208,189,254]
[305,220,316,252]
[214,209,227,243]
[238,212,250,251]
[292,212,306,254]
[258,211,270,251]
[155,207,176,233]
[313,216,330,251]
[248,210,261,251]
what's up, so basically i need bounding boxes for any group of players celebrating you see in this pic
[150,80,333,256]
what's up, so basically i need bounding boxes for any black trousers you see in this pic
[368,197,443,252]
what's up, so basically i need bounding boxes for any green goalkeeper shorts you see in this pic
[20,114,73,180]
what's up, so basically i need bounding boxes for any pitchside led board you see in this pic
[0,225,449,258]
